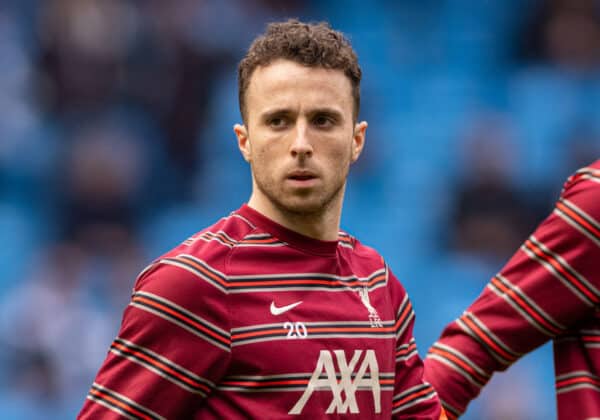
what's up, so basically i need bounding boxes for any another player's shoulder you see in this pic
[558,160,600,220]
[563,159,600,193]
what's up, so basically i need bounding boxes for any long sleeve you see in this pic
[424,163,600,419]
[388,269,446,419]
[78,255,232,419]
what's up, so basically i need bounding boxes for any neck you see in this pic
[247,194,344,242]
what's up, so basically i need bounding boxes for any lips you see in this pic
[287,170,317,181]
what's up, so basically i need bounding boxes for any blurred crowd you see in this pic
[1,1,600,418]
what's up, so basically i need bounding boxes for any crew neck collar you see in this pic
[236,204,339,257]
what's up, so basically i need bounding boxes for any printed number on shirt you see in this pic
[284,321,307,339]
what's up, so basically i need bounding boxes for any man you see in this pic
[424,160,600,419]
[78,20,444,419]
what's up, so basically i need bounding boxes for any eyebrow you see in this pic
[259,107,344,120]
[260,108,295,121]
[309,108,344,119]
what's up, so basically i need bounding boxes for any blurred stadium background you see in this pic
[2,0,600,418]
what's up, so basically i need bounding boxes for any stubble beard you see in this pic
[254,167,349,220]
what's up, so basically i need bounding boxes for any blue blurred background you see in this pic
[2,0,600,418]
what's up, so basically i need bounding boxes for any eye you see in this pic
[313,115,335,128]
[268,117,288,129]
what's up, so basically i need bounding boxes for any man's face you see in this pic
[235,59,366,217]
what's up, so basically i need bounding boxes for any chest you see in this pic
[228,281,397,367]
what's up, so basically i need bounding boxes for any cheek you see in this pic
[326,142,354,165]
[255,137,289,161]
[253,145,274,165]
[251,144,281,176]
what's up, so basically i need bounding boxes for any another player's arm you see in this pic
[424,169,600,419]
[387,268,446,419]
[78,261,231,419]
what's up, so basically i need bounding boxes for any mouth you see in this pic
[287,171,317,180]
[289,174,316,181]
[286,171,318,186]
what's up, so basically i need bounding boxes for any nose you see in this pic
[290,121,313,158]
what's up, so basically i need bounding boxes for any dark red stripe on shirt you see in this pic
[457,312,519,364]
[489,275,563,336]
[524,237,598,306]
[131,291,230,349]
[88,383,163,420]
[556,199,600,243]
[110,338,213,395]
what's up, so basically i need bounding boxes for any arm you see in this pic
[388,268,446,419]
[424,165,600,419]
[78,256,231,419]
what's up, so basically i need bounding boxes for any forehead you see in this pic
[245,59,353,116]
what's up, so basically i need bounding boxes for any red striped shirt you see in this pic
[78,204,443,419]
[424,160,600,419]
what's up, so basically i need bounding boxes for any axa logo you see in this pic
[289,349,381,415]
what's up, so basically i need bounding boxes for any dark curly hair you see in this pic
[238,19,362,123]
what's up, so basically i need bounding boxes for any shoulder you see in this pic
[340,232,392,284]
[135,211,262,294]
[339,230,405,290]
[339,230,385,264]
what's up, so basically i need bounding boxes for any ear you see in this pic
[234,124,251,162]
[351,121,367,163]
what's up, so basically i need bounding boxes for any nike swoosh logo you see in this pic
[270,300,303,316]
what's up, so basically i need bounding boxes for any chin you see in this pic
[257,182,343,216]
[276,195,334,216]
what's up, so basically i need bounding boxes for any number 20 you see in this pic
[284,321,307,339]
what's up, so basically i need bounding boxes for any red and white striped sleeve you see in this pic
[388,268,446,419]
[424,162,600,419]
[78,249,232,419]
